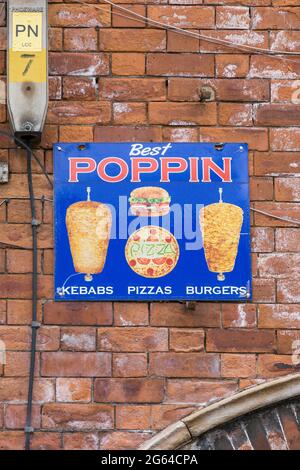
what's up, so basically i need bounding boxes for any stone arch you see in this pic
[139,374,300,450]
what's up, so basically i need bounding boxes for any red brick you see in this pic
[41,352,111,377]
[43,301,112,326]
[7,299,42,325]
[257,354,300,377]
[7,199,43,224]
[277,279,300,303]
[116,405,151,430]
[99,78,166,101]
[0,249,4,273]
[276,228,300,251]
[30,432,62,450]
[167,30,199,53]
[250,177,273,200]
[63,432,99,450]
[258,253,300,278]
[219,103,253,126]
[0,300,5,324]
[253,202,300,227]
[151,404,197,430]
[112,5,146,27]
[149,352,220,377]
[207,329,275,353]
[0,432,24,450]
[99,431,150,451]
[112,53,145,76]
[0,174,51,199]
[113,102,147,125]
[56,378,92,403]
[149,102,217,125]
[49,28,63,51]
[251,227,274,252]
[4,352,40,377]
[148,5,215,28]
[217,55,249,78]
[200,30,268,53]
[151,302,220,327]
[0,326,31,350]
[271,80,300,103]
[6,249,42,274]
[100,29,166,52]
[43,250,53,275]
[49,52,109,76]
[255,104,300,126]
[42,404,113,430]
[63,77,97,100]
[250,56,300,80]
[49,4,111,27]
[277,330,300,354]
[4,404,40,429]
[147,53,214,77]
[114,302,149,326]
[255,152,300,176]
[166,379,238,404]
[94,378,164,403]
[252,7,300,29]
[8,148,45,174]
[64,28,98,51]
[169,329,204,352]
[60,327,96,351]
[47,101,110,125]
[275,178,300,202]
[0,378,54,403]
[252,278,276,302]
[94,126,162,142]
[98,327,168,352]
[222,304,257,328]
[113,353,148,377]
[163,127,199,142]
[216,6,250,29]
[221,354,256,378]
[200,127,268,151]
[59,126,94,142]
[0,274,52,299]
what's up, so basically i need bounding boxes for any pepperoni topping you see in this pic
[165,237,172,243]
[153,257,166,265]
[133,235,140,241]
[129,259,136,267]
[150,228,157,234]
[147,268,154,276]
[166,258,174,266]
[137,258,150,265]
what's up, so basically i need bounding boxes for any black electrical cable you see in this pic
[0,130,41,450]
[24,142,40,451]
[0,130,53,188]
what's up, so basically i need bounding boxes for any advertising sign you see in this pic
[54,142,251,301]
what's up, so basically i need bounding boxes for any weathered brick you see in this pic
[252,7,300,29]
[112,5,146,27]
[31,432,62,451]
[252,278,276,303]
[60,327,96,351]
[99,431,150,451]
[167,30,199,53]
[47,101,111,125]
[276,228,300,251]
[112,53,145,76]
[63,432,99,450]
[0,432,24,450]
[169,329,204,352]
[59,126,93,143]
[275,178,300,202]
[7,299,42,325]
[277,279,300,303]
[258,355,300,377]
[148,5,215,28]
[97,327,168,352]
[258,253,300,278]
[150,302,220,327]
[149,102,217,125]
[116,405,151,430]
[222,304,257,328]
[221,354,256,378]
[4,351,40,377]
[277,330,300,354]
[42,404,113,430]
[56,378,92,403]
[63,77,97,100]
[100,29,166,52]
[255,104,300,126]
[41,352,111,377]
[94,126,162,142]
[114,302,149,326]
[113,353,148,377]
[147,53,214,77]
[64,28,98,51]
[112,102,147,125]
[151,404,197,430]
[250,177,273,200]
[251,227,274,252]
[207,329,275,352]
[219,103,253,126]
[200,127,268,151]
[49,4,111,27]
[166,379,238,404]
[94,378,164,403]
[4,404,40,429]
[43,301,112,326]
[253,202,300,227]
[149,352,220,377]
[49,52,109,76]
[216,6,250,29]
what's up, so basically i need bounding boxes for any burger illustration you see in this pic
[129,186,171,217]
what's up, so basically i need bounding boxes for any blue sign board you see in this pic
[54,142,251,301]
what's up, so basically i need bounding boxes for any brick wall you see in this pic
[0,0,300,450]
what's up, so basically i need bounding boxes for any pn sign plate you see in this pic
[12,11,42,52]
[54,143,252,302]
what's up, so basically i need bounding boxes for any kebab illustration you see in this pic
[199,188,243,281]
[66,187,112,282]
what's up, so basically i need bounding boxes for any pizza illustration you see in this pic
[125,226,179,278]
